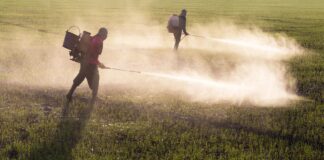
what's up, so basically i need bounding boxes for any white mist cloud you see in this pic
[1,14,303,106]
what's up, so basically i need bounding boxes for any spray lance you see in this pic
[103,66,142,74]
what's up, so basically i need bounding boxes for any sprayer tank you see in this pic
[79,31,91,53]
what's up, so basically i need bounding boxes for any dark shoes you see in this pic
[66,93,97,106]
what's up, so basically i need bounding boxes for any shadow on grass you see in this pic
[28,99,94,160]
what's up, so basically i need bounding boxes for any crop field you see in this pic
[0,0,323,159]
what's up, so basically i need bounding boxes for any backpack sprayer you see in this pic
[62,26,92,63]
[167,14,179,33]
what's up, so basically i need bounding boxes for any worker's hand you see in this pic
[98,63,106,69]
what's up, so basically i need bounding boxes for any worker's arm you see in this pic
[97,42,103,55]
[182,17,189,36]
[97,45,105,69]
[94,38,106,69]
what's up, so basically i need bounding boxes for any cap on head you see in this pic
[98,27,108,39]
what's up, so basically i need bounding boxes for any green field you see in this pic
[0,0,323,159]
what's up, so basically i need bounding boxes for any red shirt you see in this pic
[87,35,103,65]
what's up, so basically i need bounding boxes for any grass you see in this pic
[0,0,323,159]
[0,85,322,159]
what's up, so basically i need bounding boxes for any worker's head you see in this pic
[98,27,108,40]
[180,9,187,17]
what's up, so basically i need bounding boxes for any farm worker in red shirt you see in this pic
[66,27,108,104]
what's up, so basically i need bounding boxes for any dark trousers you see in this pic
[67,63,99,100]
[173,29,182,50]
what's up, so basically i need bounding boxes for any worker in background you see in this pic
[167,9,190,50]
[66,27,109,104]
